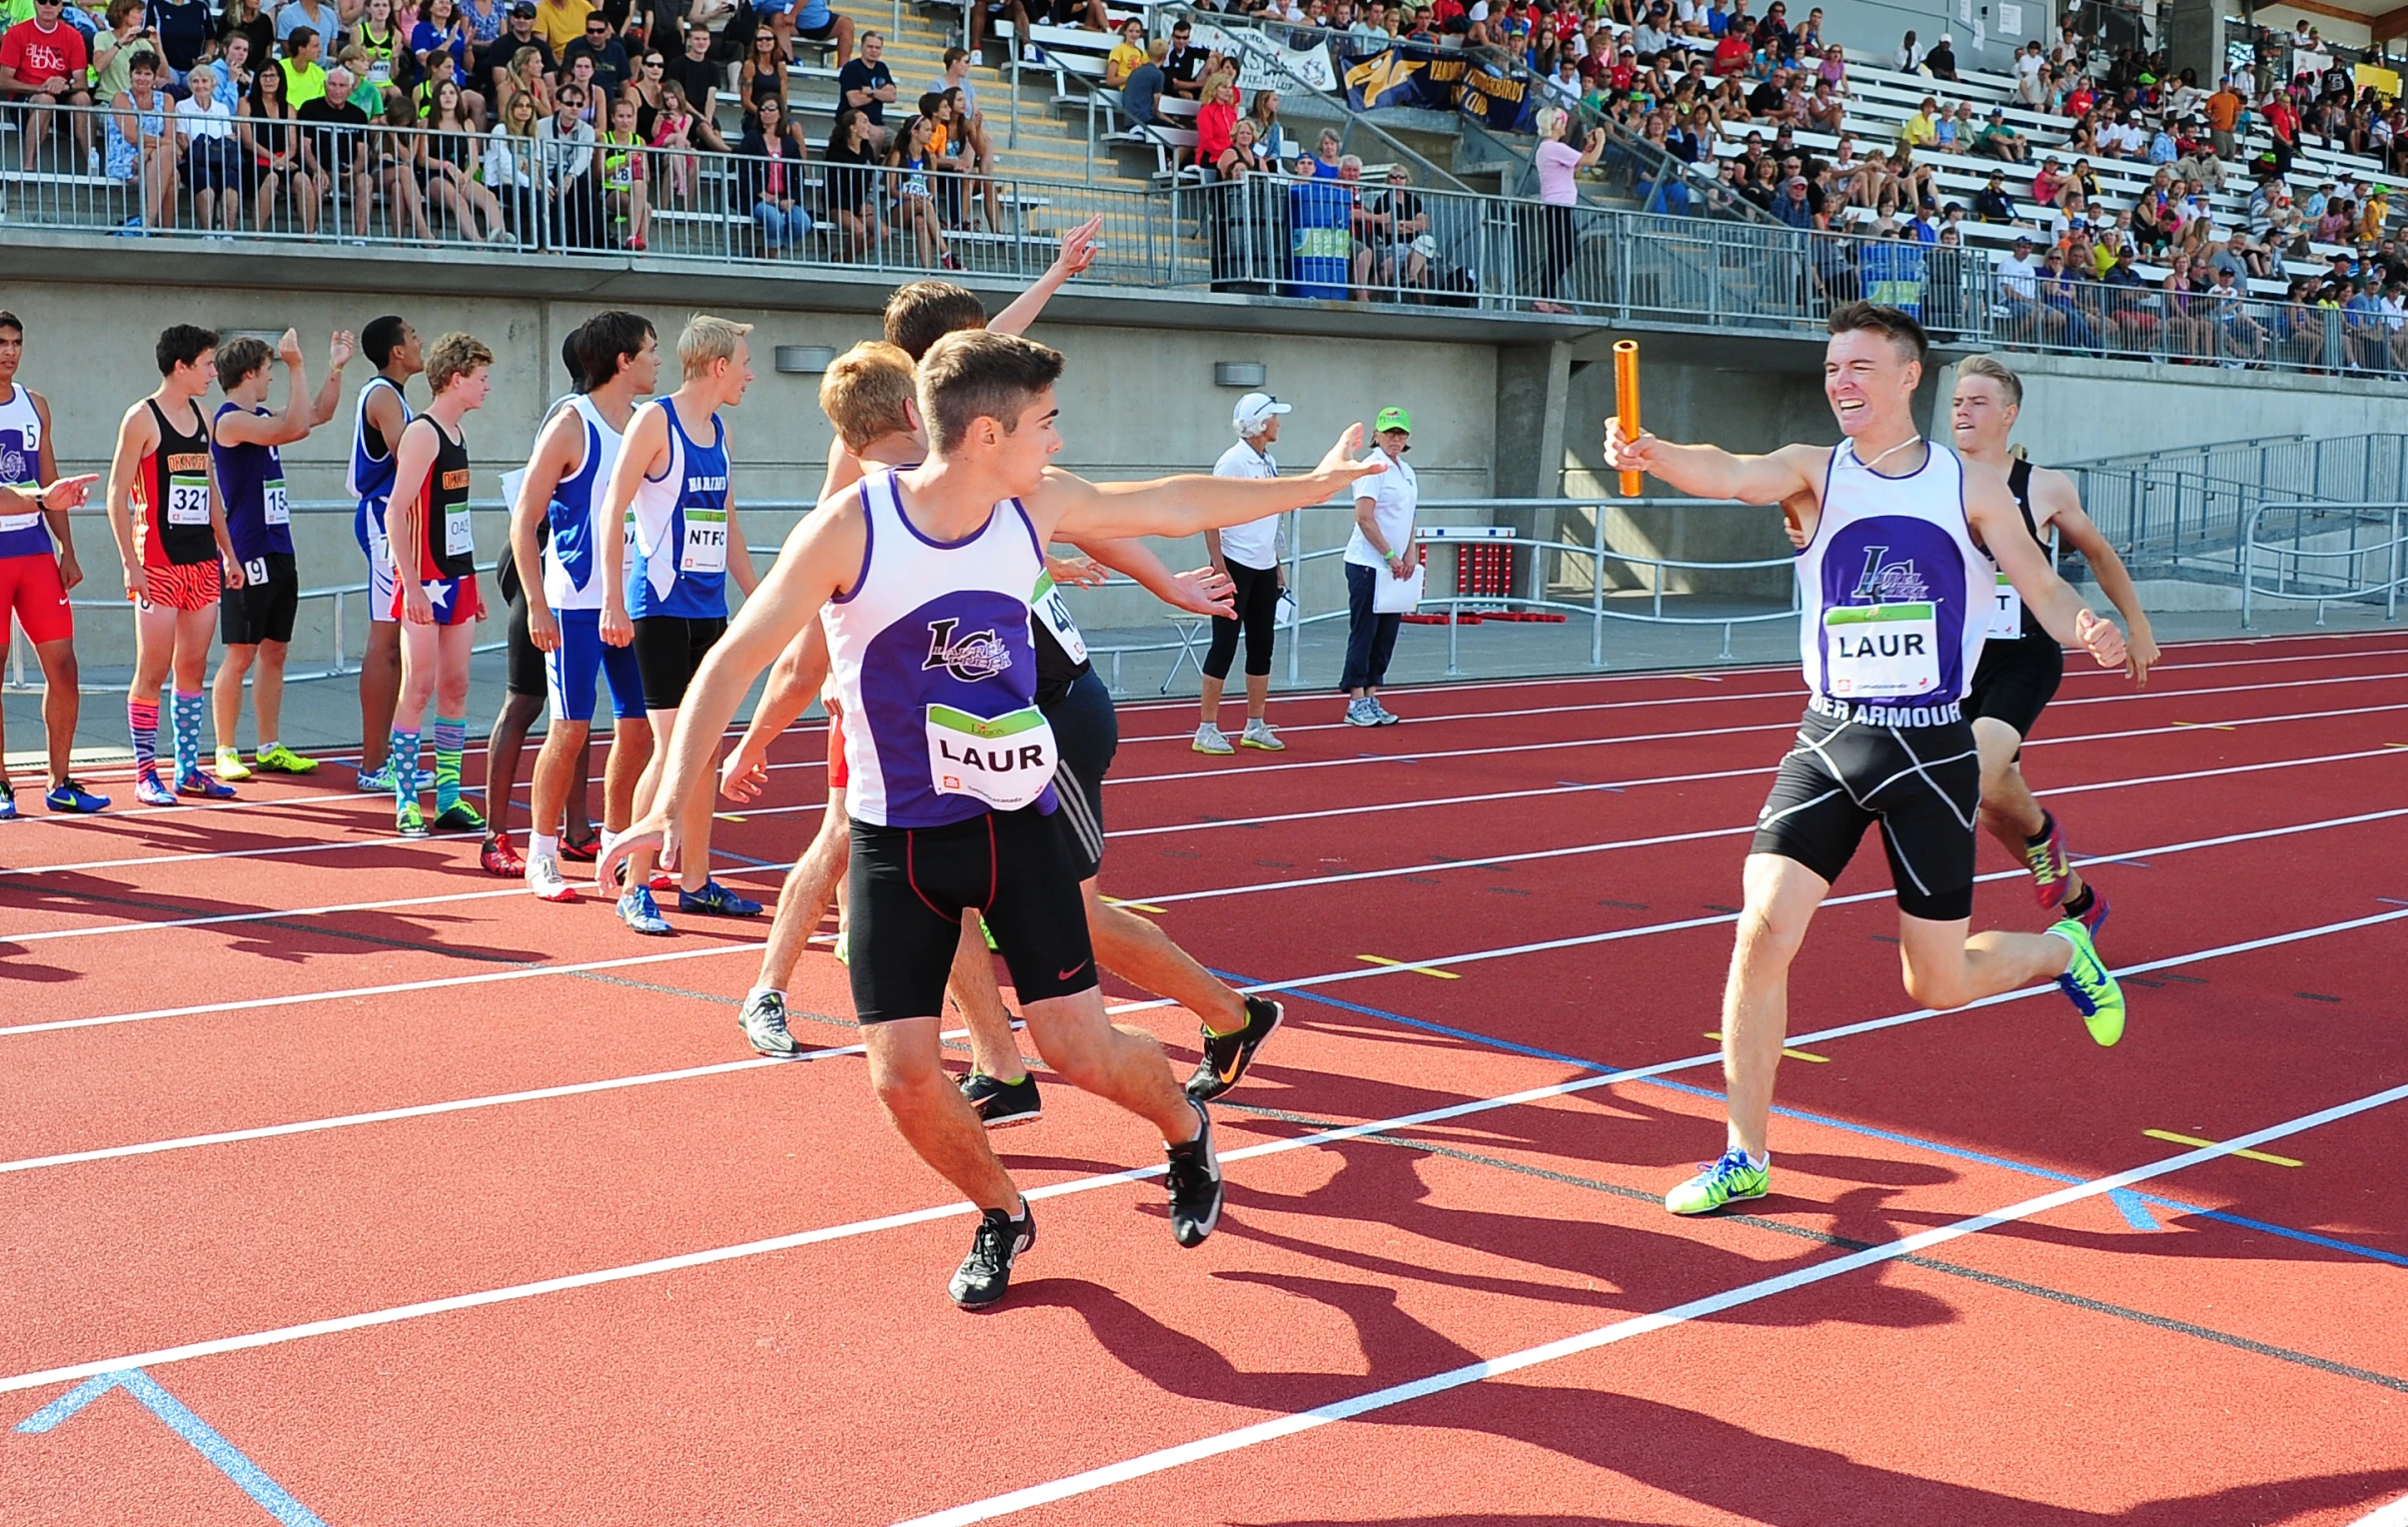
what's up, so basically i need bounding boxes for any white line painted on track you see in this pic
[4,758,2398,1035]
[890,1074,2408,1527]
[1110,682,2408,787]
[2350,1490,2408,1527]
[0,830,488,879]
[1,908,2397,1399]
[0,854,792,945]
[2,809,2394,1177]
[1135,768,2408,907]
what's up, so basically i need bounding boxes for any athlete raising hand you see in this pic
[1605,302,2128,1221]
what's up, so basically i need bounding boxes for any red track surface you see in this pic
[3,632,2405,1526]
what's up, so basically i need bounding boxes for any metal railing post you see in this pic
[332,590,348,673]
[1589,502,1606,668]
[1286,510,1303,688]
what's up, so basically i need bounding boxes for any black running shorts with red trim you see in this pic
[1751,704,1981,922]
[846,804,1097,1024]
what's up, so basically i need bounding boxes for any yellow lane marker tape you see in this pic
[1358,953,1460,979]
[2143,1128,2303,1168]
[1706,1030,1830,1063]
[2169,722,2237,732]
[1101,895,1169,913]
[716,813,747,822]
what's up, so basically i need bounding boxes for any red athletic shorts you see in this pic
[0,553,73,644]
[387,573,479,627]
[133,560,224,613]
[825,704,849,790]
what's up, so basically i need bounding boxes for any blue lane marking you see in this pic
[16,1368,328,1526]
[1219,970,2408,1266]
[709,847,781,868]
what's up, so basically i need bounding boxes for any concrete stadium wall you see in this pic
[1937,353,2408,470]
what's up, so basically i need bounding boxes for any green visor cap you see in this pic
[1374,406,1413,433]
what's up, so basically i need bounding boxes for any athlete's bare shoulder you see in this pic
[2024,463,2082,528]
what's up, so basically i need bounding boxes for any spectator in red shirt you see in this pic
[1,0,96,173]
[1196,73,1238,168]
[1712,26,1750,74]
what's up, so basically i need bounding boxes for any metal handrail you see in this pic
[2239,501,2408,630]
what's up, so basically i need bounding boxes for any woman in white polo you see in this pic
[1194,390,1290,755]
[1341,405,1416,726]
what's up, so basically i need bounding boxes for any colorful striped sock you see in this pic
[391,729,423,804]
[127,698,159,775]
[171,691,205,779]
[431,715,467,812]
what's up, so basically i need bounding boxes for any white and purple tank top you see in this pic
[1796,438,1988,725]
[821,468,1059,828]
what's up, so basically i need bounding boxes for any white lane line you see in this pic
[0,854,792,946]
[0,830,488,879]
[0,811,2393,1182]
[2351,1490,2408,1527]
[1,908,2397,1401]
[1109,682,2408,787]
[1108,644,2408,746]
[0,943,761,1039]
[1133,760,2407,908]
[891,1075,2408,1527]
[4,753,2399,1039]
[661,698,2408,840]
[3,666,2398,884]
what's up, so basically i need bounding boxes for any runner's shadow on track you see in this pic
[1194,1143,1957,1330]
[0,869,550,966]
[1036,1275,2408,1527]
[1234,1387,2408,1526]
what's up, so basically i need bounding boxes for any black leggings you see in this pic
[1202,561,1281,681]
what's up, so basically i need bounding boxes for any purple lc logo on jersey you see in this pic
[1851,547,1931,603]
[922,618,1013,682]
[0,434,29,486]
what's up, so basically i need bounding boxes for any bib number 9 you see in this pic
[166,477,211,526]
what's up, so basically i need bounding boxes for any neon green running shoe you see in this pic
[252,744,319,774]
[832,927,849,966]
[2051,918,2125,1046]
[213,747,254,781]
[979,914,998,951]
[1665,1149,1770,1215]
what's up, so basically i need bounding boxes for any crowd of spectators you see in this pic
[0,0,1021,261]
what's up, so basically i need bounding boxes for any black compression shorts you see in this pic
[1964,634,2064,747]
[220,553,298,647]
[1751,707,1982,922]
[845,805,1098,1024]
[1046,666,1118,882]
[631,614,727,712]
[505,588,547,699]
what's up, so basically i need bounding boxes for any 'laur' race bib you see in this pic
[1031,571,1087,663]
[926,703,1058,811]
[681,506,728,574]
[1823,602,1940,699]
[1985,573,2021,640]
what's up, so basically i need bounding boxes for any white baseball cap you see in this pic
[1233,392,1292,434]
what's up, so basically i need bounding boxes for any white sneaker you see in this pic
[1192,723,1234,755]
[1344,698,1382,727]
[1239,719,1286,751]
[1371,698,1402,726]
[527,852,577,902]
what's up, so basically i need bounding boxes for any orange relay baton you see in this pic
[1613,340,1642,497]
